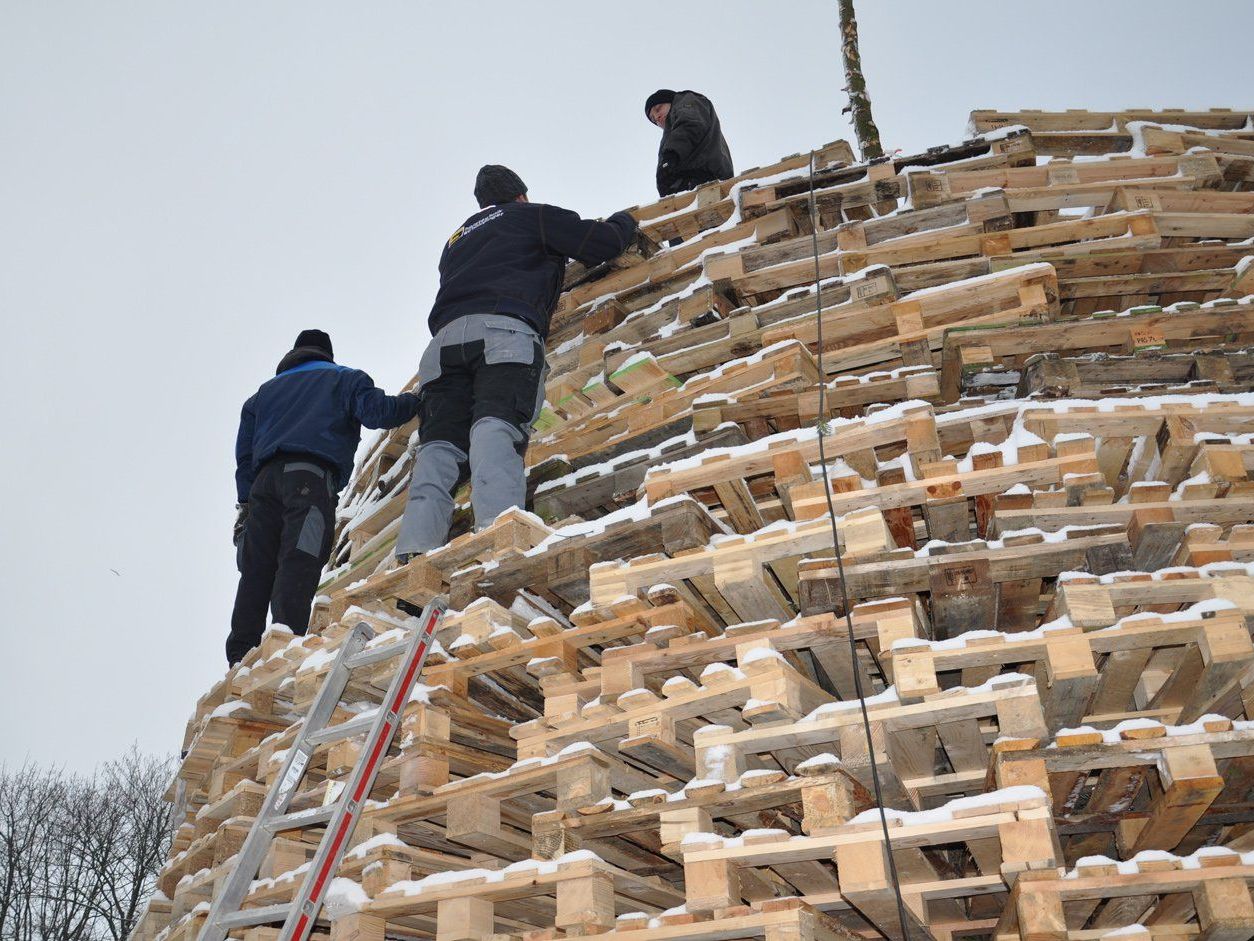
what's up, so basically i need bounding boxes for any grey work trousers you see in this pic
[396,314,547,556]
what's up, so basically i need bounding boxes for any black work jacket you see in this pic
[656,90,735,197]
[428,202,638,339]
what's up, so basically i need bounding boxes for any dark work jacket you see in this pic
[235,349,421,502]
[427,201,638,339]
[656,90,735,197]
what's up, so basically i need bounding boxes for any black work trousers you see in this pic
[226,458,335,665]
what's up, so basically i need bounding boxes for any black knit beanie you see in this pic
[474,165,527,208]
[294,329,333,358]
[644,89,676,120]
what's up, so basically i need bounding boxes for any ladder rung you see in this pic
[198,598,447,941]
[305,711,377,746]
[215,903,293,930]
[345,638,410,670]
[265,803,338,832]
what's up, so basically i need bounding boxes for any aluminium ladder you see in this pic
[199,596,448,941]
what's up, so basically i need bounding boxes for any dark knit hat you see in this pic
[294,329,333,358]
[644,89,676,120]
[474,165,527,208]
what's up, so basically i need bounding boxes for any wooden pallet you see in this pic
[680,786,1059,940]
[589,506,894,626]
[448,495,728,611]
[1050,566,1254,630]
[883,600,1254,728]
[966,347,1254,401]
[336,897,859,941]
[996,850,1254,941]
[967,109,1254,155]
[532,424,753,523]
[534,766,872,883]
[739,130,1036,229]
[691,669,1048,809]
[529,341,821,468]
[994,716,1254,863]
[362,850,684,936]
[907,152,1225,211]
[510,626,838,770]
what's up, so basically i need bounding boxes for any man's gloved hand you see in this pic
[233,503,249,547]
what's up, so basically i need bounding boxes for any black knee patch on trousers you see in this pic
[417,337,545,452]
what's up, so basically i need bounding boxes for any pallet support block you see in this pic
[437,896,495,941]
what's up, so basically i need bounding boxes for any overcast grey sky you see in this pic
[1,0,1250,772]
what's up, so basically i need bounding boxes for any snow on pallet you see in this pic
[967,108,1254,155]
[994,715,1254,862]
[680,786,1059,939]
[996,848,1254,941]
[907,150,1227,211]
[882,600,1253,729]
[136,110,1254,941]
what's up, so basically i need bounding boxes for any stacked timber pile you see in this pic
[136,108,1254,941]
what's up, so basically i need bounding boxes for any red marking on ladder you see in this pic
[389,644,427,713]
[352,720,392,802]
[287,605,441,941]
[306,808,354,907]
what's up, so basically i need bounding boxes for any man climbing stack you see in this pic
[395,165,638,560]
[227,329,421,665]
[645,88,735,197]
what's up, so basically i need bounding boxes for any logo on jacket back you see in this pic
[448,208,504,247]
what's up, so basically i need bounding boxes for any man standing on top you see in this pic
[645,89,735,197]
[395,166,638,560]
[227,329,421,665]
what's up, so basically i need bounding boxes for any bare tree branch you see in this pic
[0,748,172,941]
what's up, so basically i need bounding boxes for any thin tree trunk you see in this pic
[838,0,884,160]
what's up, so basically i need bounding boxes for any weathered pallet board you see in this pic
[996,850,1254,941]
[994,716,1254,863]
[968,108,1254,155]
[883,601,1254,729]
[680,786,1059,940]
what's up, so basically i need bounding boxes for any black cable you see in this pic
[806,150,913,941]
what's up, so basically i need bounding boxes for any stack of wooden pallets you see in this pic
[134,108,1254,941]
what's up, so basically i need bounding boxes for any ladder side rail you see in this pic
[280,597,448,941]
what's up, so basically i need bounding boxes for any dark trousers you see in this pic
[226,458,335,665]
[396,316,548,555]
[416,323,547,454]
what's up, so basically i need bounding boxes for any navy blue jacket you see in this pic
[235,352,420,502]
[428,201,638,339]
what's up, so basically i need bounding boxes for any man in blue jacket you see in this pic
[395,166,638,559]
[227,329,421,665]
